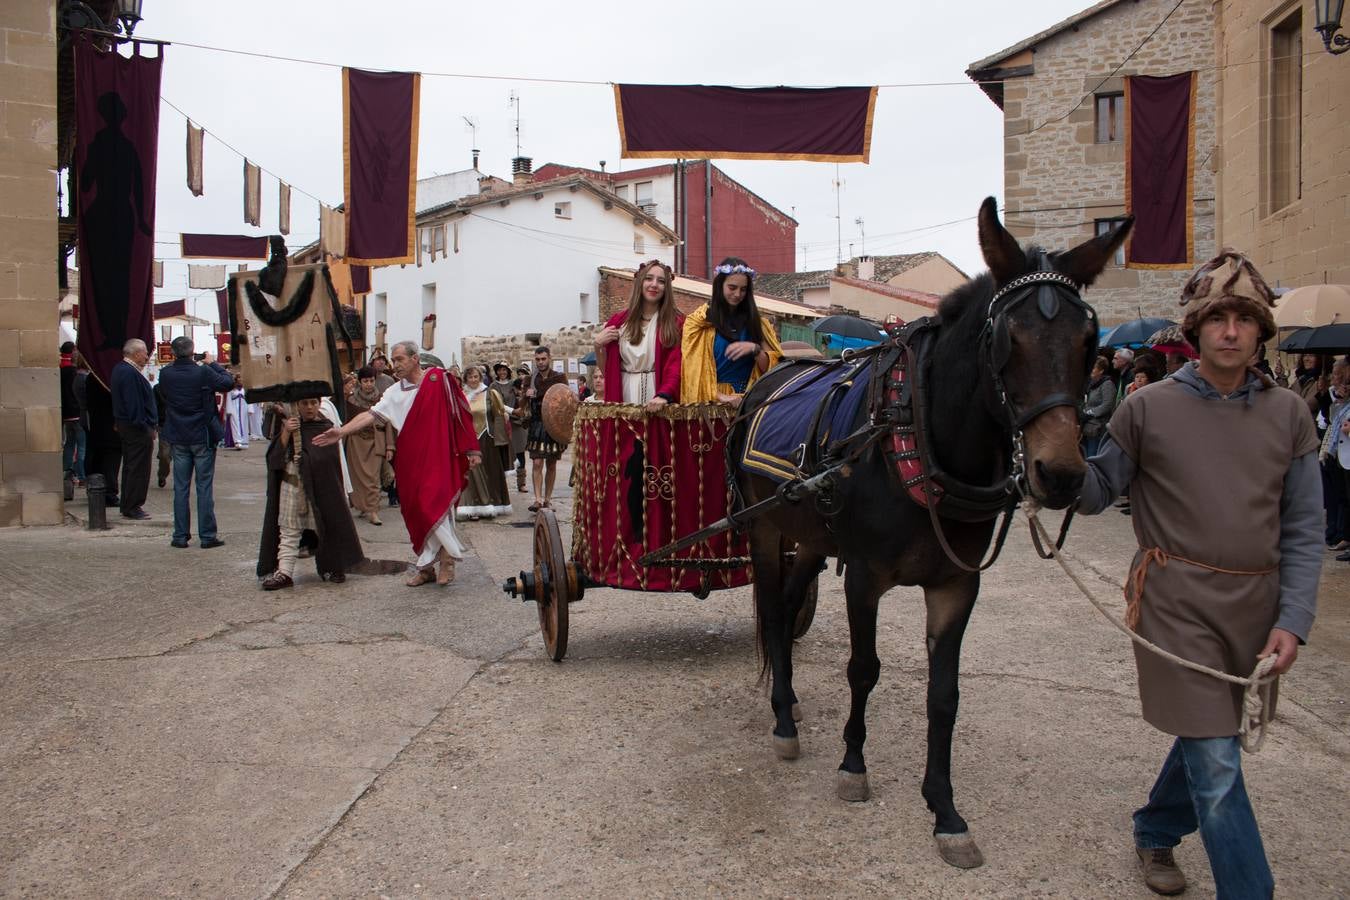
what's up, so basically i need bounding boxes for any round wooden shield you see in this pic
[542,382,579,445]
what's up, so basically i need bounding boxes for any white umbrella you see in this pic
[1273,283,1350,328]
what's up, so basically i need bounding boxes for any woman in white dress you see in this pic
[593,259,684,407]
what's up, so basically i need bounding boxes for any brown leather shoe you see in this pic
[406,566,436,587]
[1136,847,1186,896]
[262,572,294,591]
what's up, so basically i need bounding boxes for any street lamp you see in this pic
[1314,0,1350,54]
[59,0,145,39]
[116,0,144,37]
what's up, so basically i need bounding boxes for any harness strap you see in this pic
[1125,547,1279,631]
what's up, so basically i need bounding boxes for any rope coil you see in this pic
[1025,504,1279,753]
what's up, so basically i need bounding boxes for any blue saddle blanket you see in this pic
[740,362,872,483]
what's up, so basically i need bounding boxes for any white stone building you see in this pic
[366,172,678,364]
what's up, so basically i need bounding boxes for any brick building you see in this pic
[595,266,820,328]
[531,161,797,277]
[1214,1,1350,290]
[967,0,1217,324]
[757,252,967,309]
[1,0,62,526]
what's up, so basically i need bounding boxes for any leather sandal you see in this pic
[405,567,436,587]
[437,547,455,585]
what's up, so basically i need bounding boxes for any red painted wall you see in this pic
[682,164,796,277]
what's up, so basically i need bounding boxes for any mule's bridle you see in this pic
[979,264,1098,434]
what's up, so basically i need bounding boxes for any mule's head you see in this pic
[976,197,1131,509]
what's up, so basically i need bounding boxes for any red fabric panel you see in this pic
[152,299,185,319]
[599,310,684,402]
[1126,73,1194,267]
[74,39,162,387]
[350,265,371,295]
[616,84,876,162]
[393,369,476,555]
[180,233,269,259]
[572,411,751,592]
[344,69,418,265]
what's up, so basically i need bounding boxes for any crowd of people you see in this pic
[1080,330,1350,567]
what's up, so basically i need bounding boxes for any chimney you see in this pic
[857,255,875,281]
[599,160,607,172]
[478,175,494,195]
[512,156,533,186]
[472,148,480,170]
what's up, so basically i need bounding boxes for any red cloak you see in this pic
[394,368,478,554]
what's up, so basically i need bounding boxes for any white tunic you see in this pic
[619,317,658,405]
[369,377,467,566]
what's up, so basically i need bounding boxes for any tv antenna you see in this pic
[462,116,480,168]
[833,165,846,263]
[508,91,523,157]
[855,216,865,256]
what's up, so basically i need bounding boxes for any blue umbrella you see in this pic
[580,351,597,367]
[1101,317,1176,347]
[812,314,885,341]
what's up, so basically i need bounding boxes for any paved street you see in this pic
[1,447,1347,898]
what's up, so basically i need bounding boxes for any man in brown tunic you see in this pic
[1079,252,1322,898]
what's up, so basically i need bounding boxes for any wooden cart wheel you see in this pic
[532,507,570,662]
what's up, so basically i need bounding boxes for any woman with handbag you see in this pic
[1082,356,1116,458]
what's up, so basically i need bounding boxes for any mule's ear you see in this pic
[977,197,1026,283]
[1057,216,1134,287]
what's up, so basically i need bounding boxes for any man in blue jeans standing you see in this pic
[1079,252,1322,897]
[158,337,234,549]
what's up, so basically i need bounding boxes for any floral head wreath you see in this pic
[640,259,672,274]
[713,263,756,278]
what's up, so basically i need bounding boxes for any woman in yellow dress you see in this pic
[681,257,782,405]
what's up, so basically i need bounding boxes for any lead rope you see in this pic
[1024,503,1278,754]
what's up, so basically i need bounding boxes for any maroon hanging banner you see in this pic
[350,265,371,295]
[180,233,269,259]
[1125,73,1196,269]
[153,299,186,319]
[215,288,230,333]
[343,68,420,265]
[614,84,878,163]
[74,38,163,387]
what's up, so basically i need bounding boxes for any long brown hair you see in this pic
[622,259,680,348]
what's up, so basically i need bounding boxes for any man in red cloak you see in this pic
[315,341,480,585]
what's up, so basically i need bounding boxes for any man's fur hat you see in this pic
[1179,250,1278,348]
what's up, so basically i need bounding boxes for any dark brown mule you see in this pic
[729,198,1132,868]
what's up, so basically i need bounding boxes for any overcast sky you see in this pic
[134,0,1097,313]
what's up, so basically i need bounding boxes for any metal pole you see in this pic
[85,473,110,530]
[704,160,713,279]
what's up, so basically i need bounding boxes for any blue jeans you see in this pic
[1134,737,1273,899]
[172,443,218,545]
[63,420,86,480]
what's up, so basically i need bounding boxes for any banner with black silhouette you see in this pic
[74,38,162,387]
[342,67,420,265]
[614,84,878,162]
[226,261,352,405]
[1125,72,1196,269]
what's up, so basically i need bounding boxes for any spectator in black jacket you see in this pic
[158,337,234,549]
[60,342,86,485]
[110,339,156,520]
